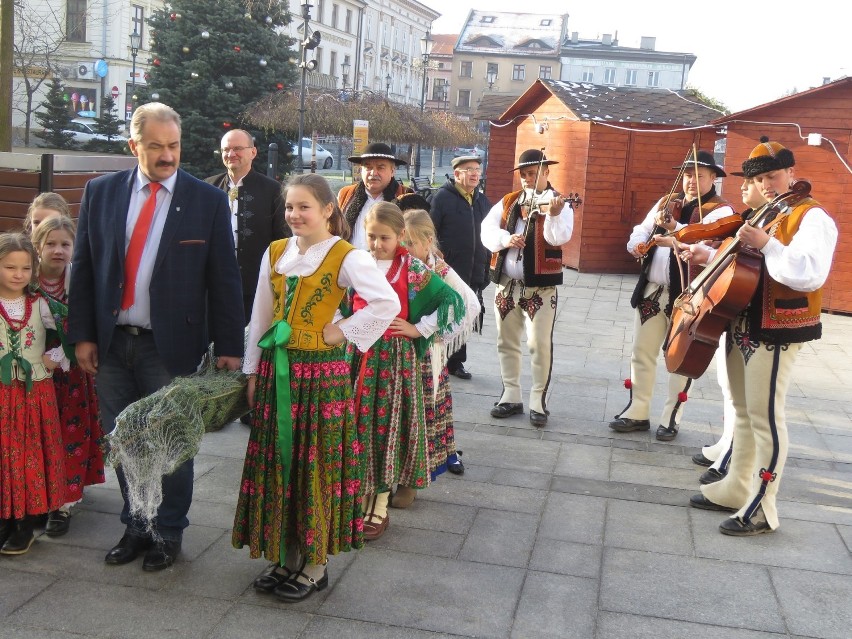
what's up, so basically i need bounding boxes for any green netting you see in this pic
[108,350,249,532]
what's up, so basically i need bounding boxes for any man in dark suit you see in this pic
[68,103,245,571]
[205,129,289,319]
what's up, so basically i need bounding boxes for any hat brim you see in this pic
[512,159,558,172]
[348,153,407,166]
[729,171,745,177]
[673,161,727,177]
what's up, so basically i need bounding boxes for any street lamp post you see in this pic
[414,29,432,178]
[385,73,392,98]
[129,30,141,119]
[341,60,351,90]
[486,69,498,90]
[297,0,320,173]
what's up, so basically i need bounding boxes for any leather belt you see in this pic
[117,325,153,336]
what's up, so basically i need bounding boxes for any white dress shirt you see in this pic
[349,193,384,251]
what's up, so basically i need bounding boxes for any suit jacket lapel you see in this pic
[153,169,185,275]
[115,168,136,268]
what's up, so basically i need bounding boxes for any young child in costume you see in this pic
[32,216,105,537]
[353,202,464,538]
[0,233,69,555]
[233,174,399,602]
[22,192,72,236]
[390,209,481,507]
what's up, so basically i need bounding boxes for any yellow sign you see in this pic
[352,120,369,156]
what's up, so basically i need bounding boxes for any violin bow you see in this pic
[516,147,548,261]
[692,144,704,222]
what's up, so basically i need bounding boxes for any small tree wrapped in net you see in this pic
[108,351,249,534]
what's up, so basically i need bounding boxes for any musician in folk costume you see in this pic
[481,149,573,427]
[686,139,837,535]
[337,143,412,251]
[610,151,735,441]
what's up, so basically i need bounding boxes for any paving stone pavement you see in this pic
[2,273,850,639]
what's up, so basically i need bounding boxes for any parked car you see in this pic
[452,145,485,160]
[290,138,334,169]
[64,118,128,143]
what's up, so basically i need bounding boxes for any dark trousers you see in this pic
[96,329,193,542]
[447,344,467,371]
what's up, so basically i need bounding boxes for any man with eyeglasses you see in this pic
[206,129,289,320]
[428,155,492,380]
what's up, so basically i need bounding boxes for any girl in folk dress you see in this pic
[353,202,464,538]
[22,192,72,236]
[32,216,105,537]
[390,209,482,508]
[233,174,399,602]
[0,233,69,555]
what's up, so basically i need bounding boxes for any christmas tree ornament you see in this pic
[234,46,241,52]
[224,81,234,89]
[201,30,210,39]
[170,12,180,21]
[259,58,267,67]
[153,58,161,66]
[191,72,199,78]
[265,16,273,24]
[182,46,190,53]
[244,12,252,19]
[223,122,232,128]
[151,92,160,100]
[276,82,284,90]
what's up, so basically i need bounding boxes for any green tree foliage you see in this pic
[136,0,297,176]
[85,95,130,154]
[33,77,76,149]
[685,86,731,116]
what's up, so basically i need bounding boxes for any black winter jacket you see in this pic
[428,179,492,288]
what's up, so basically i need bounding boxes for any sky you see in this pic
[426,0,848,113]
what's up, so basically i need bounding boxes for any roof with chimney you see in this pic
[456,10,566,58]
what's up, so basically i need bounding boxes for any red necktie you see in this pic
[121,182,161,310]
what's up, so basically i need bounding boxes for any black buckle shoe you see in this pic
[655,425,678,441]
[608,417,650,432]
[142,538,182,571]
[699,467,727,485]
[689,494,737,512]
[691,452,714,467]
[274,568,329,602]
[529,410,548,427]
[253,564,293,592]
[490,402,523,418]
[447,451,464,475]
[105,533,153,565]
[450,365,472,380]
[45,510,71,537]
[719,510,773,537]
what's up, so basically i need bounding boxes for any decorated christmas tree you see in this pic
[85,95,130,153]
[34,78,76,150]
[138,0,296,176]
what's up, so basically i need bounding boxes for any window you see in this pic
[432,78,447,101]
[460,61,472,78]
[457,89,471,108]
[480,16,495,23]
[329,51,337,78]
[540,19,551,26]
[131,5,144,41]
[512,64,525,81]
[314,47,322,72]
[648,71,660,87]
[625,69,638,85]
[316,0,324,24]
[366,15,372,40]
[487,62,498,76]
[581,68,594,82]
[331,4,338,29]
[603,67,616,84]
[539,65,552,79]
[67,0,87,42]
[345,9,352,33]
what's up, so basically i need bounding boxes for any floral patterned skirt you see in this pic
[421,349,459,480]
[53,365,105,502]
[0,378,66,518]
[232,345,365,565]
[353,336,429,494]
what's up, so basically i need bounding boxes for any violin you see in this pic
[635,213,744,257]
[663,179,812,379]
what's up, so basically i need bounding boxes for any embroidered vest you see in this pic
[268,238,355,351]
[747,197,824,343]
[0,295,52,383]
[489,189,563,287]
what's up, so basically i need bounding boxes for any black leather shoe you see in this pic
[0,519,12,548]
[0,519,35,555]
[491,402,523,418]
[240,413,252,426]
[689,494,737,512]
[142,539,181,571]
[699,467,727,485]
[274,568,329,602]
[692,452,714,467]
[253,564,293,592]
[105,533,153,565]
[449,365,472,380]
[529,410,548,427]
[655,425,678,441]
[447,451,464,475]
[719,513,773,537]
[45,510,71,537]
[608,417,650,432]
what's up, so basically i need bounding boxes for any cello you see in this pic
[664,179,811,379]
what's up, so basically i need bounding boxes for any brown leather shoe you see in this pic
[363,513,389,541]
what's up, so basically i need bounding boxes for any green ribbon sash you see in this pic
[0,352,34,391]
[257,319,294,563]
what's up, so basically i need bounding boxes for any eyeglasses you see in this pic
[221,146,251,155]
[457,168,482,174]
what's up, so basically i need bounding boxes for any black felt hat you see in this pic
[512,148,558,171]
[348,142,407,166]
[673,150,727,177]
[740,137,795,178]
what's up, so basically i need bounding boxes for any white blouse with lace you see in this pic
[243,237,400,375]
